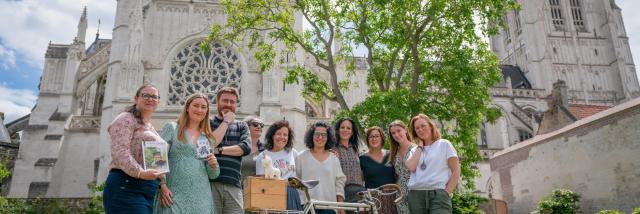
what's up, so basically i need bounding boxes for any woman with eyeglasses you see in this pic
[103,84,167,213]
[296,121,347,214]
[153,93,220,214]
[405,114,459,213]
[388,120,416,214]
[359,126,397,214]
[240,116,266,183]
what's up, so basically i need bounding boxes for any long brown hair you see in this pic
[387,120,412,166]
[409,113,441,145]
[124,84,157,124]
[176,93,214,142]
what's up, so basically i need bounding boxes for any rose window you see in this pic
[168,41,242,105]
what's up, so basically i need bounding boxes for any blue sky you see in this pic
[1,0,640,123]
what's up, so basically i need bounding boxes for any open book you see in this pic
[142,140,169,173]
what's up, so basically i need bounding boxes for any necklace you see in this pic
[419,144,433,170]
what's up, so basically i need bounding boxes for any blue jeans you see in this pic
[103,169,159,214]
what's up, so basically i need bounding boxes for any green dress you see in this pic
[153,122,220,214]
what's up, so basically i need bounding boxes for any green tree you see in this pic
[205,0,516,188]
[534,189,581,214]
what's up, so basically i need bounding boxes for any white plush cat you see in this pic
[262,155,281,180]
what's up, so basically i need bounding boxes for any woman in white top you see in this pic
[405,114,460,213]
[296,121,346,214]
[255,120,301,210]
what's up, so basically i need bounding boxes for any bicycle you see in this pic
[289,177,403,214]
[248,177,403,214]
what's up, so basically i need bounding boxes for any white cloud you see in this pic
[0,44,16,70]
[0,0,116,68]
[0,84,36,122]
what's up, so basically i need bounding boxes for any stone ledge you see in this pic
[44,135,62,140]
[34,158,57,167]
[25,125,48,131]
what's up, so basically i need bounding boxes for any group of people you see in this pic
[102,84,460,214]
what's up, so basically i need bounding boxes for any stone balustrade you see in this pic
[490,87,545,98]
[67,116,101,131]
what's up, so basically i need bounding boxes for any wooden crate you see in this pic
[243,176,288,211]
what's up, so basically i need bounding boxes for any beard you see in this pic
[217,107,234,117]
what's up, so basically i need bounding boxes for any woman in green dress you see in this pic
[154,93,220,213]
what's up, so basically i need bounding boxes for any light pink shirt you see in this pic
[108,112,163,177]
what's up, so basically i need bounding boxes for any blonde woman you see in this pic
[388,120,415,214]
[154,93,220,213]
[405,114,460,213]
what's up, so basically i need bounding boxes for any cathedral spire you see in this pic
[95,19,101,43]
[76,6,88,43]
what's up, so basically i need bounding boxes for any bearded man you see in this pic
[209,86,251,214]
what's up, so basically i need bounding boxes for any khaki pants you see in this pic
[212,182,244,214]
[408,189,452,214]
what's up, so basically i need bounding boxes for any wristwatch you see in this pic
[217,147,224,155]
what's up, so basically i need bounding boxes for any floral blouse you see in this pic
[108,112,163,178]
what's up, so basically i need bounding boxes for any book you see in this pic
[195,138,212,160]
[142,140,170,173]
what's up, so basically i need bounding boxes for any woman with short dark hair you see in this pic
[254,120,301,210]
[360,126,397,214]
[296,121,346,214]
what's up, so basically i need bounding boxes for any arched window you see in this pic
[168,41,242,105]
[549,0,565,31]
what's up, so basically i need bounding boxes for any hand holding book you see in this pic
[143,140,170,173]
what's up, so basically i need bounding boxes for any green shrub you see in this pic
[452,191,489,214]
[633,208,640,214]
[85,181,106,214]
[534,189,580,214]
[0,197,33,213]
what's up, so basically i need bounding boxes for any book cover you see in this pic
[195,138,212,160]
[142,140,170,173]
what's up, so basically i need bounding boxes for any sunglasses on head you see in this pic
[250,122,264,128]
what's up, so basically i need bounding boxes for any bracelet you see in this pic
[137,171,142,179]
[222,120,231,124]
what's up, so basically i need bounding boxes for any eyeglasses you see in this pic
[250,122,264,128]
[368,135,381,139]
[140,93,160,101]
[313,132,328,138]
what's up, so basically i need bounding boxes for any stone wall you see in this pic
[489,97,640,213]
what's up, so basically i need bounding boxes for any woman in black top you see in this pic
[360,126,397,214]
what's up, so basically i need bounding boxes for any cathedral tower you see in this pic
[490,0,639,104]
